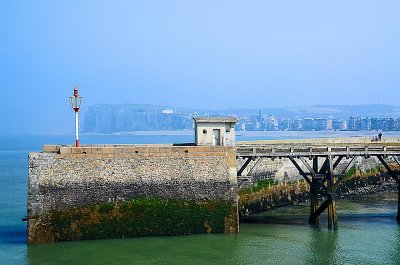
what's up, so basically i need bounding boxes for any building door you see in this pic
[213,129,221,146]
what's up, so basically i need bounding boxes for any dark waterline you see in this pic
[1,133,400,265]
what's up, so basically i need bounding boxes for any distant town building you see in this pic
[313,118,327,131]
[302,118,314,131]
[162,109,174,114]
[326,118,333,130]
[278,119,291,131]
[193,117,237,146]
[370,118,385,130]
[360,118,371,130]
[332,119,347,130]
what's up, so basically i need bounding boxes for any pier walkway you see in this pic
[236,138,400,229]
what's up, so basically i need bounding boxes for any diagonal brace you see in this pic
[289,157,312,186]
[377,155,399,183]
[247,157,263,176]
[238,157,252,176]
[309,198,332,223]
[333,156,344,171]
[333,156,358,191]
[392,155,400,168]
[299,157,316,177]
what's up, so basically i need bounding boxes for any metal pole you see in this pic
[70,87,82,147]
[75,110,79,147]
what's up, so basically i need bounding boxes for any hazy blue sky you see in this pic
[1,1,399,133]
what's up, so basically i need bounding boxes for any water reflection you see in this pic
[27,233,238,265]
[307,227,339,265]
[389,226,400,264]
[25,193,400,265]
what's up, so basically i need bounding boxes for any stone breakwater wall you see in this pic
[28,145,238,243]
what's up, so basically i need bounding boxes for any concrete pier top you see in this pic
[42,144,235,157]
[238,137,400,146]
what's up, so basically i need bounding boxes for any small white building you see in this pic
[162,109,174,114]
[193,117,237,146]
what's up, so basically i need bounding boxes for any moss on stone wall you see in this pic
[239,181,310,216]
[239,170,398,217]
[344,163,400,182]
[29,198,238,243]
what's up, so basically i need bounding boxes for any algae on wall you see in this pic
[28,197,238,243]
[239,169,398,217]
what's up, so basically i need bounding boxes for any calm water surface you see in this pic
[0,133,399,265]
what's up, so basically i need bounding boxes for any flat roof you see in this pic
[193,117,238,123]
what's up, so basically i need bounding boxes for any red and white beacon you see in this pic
[69,87,83,147]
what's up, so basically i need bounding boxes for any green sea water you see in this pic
[1,134,399,265]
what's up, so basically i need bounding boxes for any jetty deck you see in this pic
[236,137,400,229]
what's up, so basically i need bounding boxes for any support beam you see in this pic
[397,182,400,222]
[247,157,263,176]
[342,156,358,175]
[319,158,329,175]
[392,155,400,168]
[299,157,316,177]
[377,156,400,222]
[332,156,344,171]
[309,198,331,223]
[333,156,358,192]
[238,157,252,176]
[310,158,319,224]
[289,157,312,186]
[237,176,253,188]
[327,155,338,230]
[376,156,399,183]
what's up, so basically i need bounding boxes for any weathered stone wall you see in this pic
[28,145,238,243]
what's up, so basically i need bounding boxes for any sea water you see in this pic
[0,133,399,265]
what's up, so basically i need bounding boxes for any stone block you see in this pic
[43,145,61,153]
[178,148,190,155]
[55,154,66,159]
[80,148,92,154]
[59,147,71,155]
[114,147,126,154]
[159,147,174,153]
[194,146,211,153]
[102,147,115,154]
[147,146,160,153]
[90,148,103,154]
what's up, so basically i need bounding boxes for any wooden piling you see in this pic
[397,183,400,221]
[327,155,338,230]
[309,189,319,224]
[309,158,319,224]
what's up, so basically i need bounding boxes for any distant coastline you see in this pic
[82,130,194,136]
[81,130,400,138]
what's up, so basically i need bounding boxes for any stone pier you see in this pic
[28,145,239,243]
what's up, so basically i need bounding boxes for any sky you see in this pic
[1,1,399,134]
